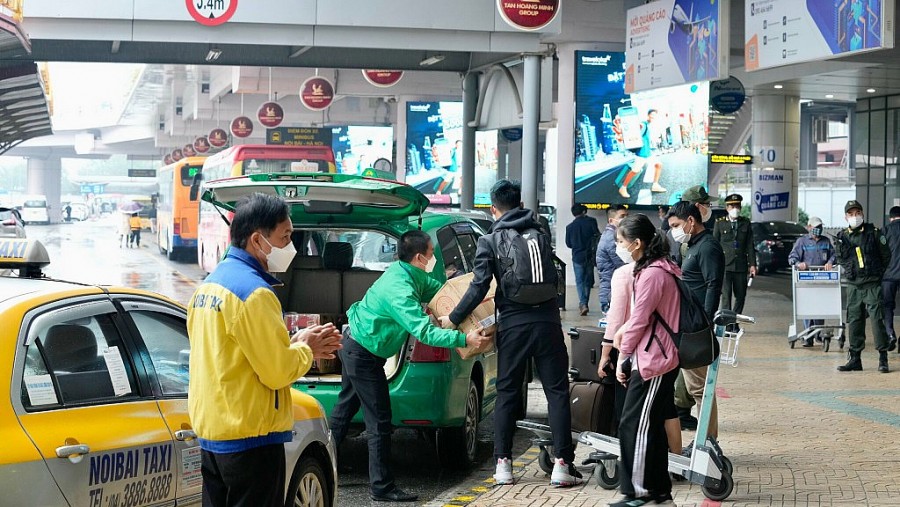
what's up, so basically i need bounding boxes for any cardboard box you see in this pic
[428,272,497,360]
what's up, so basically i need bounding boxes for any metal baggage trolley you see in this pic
[787,266,845,351]
[517,310,753,501]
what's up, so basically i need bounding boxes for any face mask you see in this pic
[728,208,739,219]
[672,223,692,244]
[700,206,712,223]
[848,216,863,228]
[424,254,437,273]
[810,226,823,237]
[261,235,297,273]
[615,243,636,264]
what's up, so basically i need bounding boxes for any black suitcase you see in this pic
[569,380,616,436]
[568,326,606,382]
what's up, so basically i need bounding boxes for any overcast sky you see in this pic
[48,62,144,130]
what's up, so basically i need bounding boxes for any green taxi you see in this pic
[199,172,527,468]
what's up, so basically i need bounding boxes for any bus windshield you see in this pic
[180,165,202,186]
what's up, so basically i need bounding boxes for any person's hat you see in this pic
[724,193,743,205]
[844,200,863,213]
[681,185,712,204]
[808,216,823,227]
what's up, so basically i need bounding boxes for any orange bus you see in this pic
[157,156,206,260]
[196,144,337,272]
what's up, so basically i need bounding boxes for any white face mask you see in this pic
[261,235,297,273]
[700,206,712,223]
[848,216,863,228]
[671,223,692,244]
[424,254,437,273]
[615,243,636,264]
[728,208,739,219]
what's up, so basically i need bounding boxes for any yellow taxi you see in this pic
[0,238,336,507]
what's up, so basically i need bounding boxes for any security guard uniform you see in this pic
[835,200,893,372]
[713,194,755,317]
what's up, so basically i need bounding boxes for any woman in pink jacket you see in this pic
[609,214,681,507]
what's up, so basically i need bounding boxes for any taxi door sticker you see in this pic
[102,346,131,396]
[23,374,58,405]
[181,446,202,491]
[88,444,174,507]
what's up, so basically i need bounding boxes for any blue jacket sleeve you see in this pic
[788,236,805,266]
[596,229,625,306]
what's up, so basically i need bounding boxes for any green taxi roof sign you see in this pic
[0,238,50,277]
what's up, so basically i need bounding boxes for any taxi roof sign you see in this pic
[0,238,50,277]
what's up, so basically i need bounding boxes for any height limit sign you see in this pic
[186,0,237,26]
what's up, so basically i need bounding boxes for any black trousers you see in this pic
[495,321,574,463]
[720,270,748,314]
[201,444,285,507]
[618,368,678,499]
[328,331,395,496]
[883,279,900,338]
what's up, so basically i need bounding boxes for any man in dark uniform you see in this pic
[881,206,900,350]
[713,194,756,328]
[835,200,894,373]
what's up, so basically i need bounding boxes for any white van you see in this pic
[19,195,50,225]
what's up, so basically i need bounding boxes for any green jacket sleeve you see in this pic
[422,273,443,302]
[384,290,467,349]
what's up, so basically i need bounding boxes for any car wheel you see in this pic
[287,456,331,507]
[436,380,480,469]
[167,246,178,261]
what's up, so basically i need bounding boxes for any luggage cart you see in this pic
[517,310,753,501]
[787,266,845,351]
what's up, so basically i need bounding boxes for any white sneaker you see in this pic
[550,458,583,487]
[493,457,513,485]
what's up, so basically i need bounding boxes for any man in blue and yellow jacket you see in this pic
[330,229,490,503]
[187,192,342,507]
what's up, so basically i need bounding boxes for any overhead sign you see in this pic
[625,0,727,93]
[710,154,752,164]
[182,144,196,158]
[193,136,211,153]
[230,116,253,138]
[501,128,523,142]
[128,169,156,178]
[362,70,404,88]
[171,149,184,162]
[266,127,333,147]
[257,101,284,128]
[299,76,335,111]
[163,154,174,165]
[709,76,745,114]
[751,168,792,221]
[745,0,895,71]
[185,0,238,26]
[208,128,228,148]
[497,0,560,31]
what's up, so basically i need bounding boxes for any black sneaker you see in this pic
[802,338,815,347]
[681,440,694,458]
[608,497,652,507]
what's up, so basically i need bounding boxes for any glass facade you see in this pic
[856,94,900,225]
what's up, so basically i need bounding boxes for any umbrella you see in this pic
[118,201,143,214]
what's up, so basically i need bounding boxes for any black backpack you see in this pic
[493,227,558,305]
[647,268,719,369]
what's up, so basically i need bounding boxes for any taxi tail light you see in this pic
[1,219,14,226]
[409,339,450,363]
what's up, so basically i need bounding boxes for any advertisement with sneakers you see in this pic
[574,51,710,209]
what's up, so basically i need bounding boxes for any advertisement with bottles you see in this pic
[405,101,498,206]
[573,51,710,208]
[331,126,393,176]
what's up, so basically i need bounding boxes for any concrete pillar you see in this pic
[521,54,541,212]
[26,156,62,224]
[554,46,576,289]
[507,141,522,182]
[750,94,800,221]
[497,137,509,181]
[461,72,478,210]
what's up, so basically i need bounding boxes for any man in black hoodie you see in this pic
[444,180,580,488]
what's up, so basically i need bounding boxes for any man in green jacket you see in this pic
[836,200,894,373]
[329,229,490,502]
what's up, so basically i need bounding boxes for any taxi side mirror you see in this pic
[189,172,204,202]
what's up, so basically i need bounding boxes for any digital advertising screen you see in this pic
[331,126,393,175]
[405,101,499,206]
[745,0,895,71]
[573,51,710,208]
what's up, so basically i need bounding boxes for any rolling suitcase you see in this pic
[569,379,616,436]
[568,326,606,382]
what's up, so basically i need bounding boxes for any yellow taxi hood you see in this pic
[291,389,326,421]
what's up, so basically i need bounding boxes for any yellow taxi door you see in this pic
[115,298,203,505]
[13,299,177,507]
